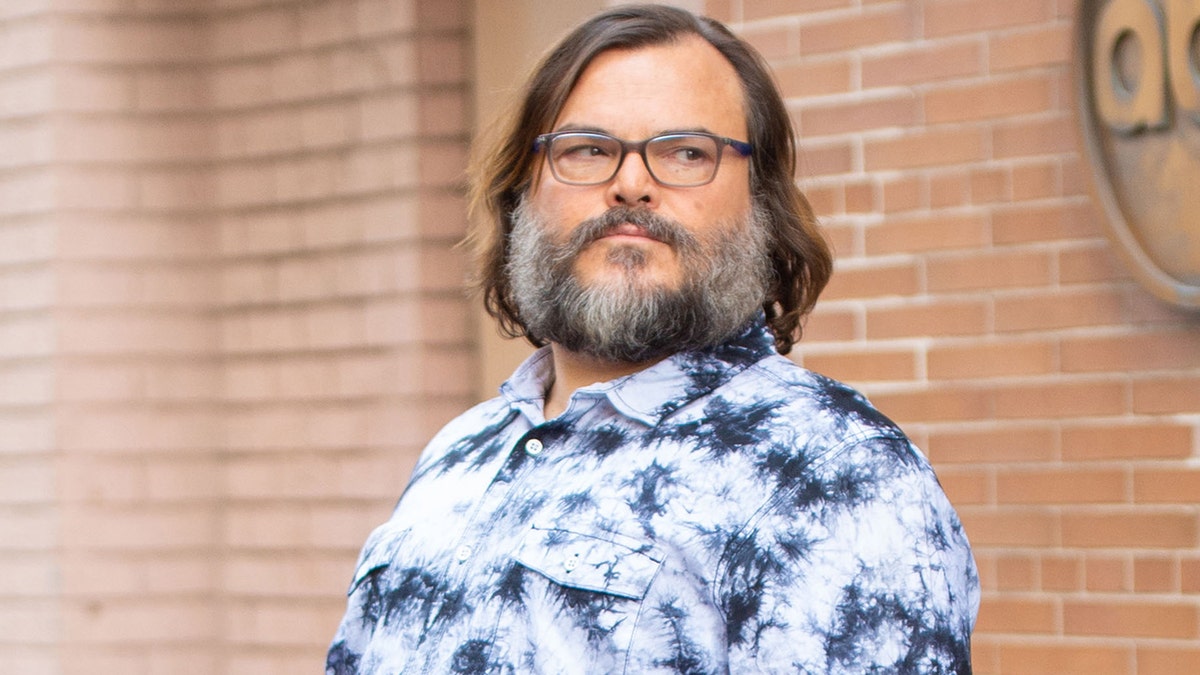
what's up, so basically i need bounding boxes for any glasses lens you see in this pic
[646,134,721,186]
[548,133,621,184]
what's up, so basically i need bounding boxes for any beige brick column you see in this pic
[0,1,475,672]
[1,5,62,673]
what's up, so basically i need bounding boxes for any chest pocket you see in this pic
[514,523,663,600]
[347,523,401,595]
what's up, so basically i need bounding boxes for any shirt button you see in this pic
[524,438,544,456]
[455,544,473,563]
[564,554,579,572]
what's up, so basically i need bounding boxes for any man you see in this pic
[327,5,978,674]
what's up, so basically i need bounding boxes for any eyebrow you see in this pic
[550,124,720,138]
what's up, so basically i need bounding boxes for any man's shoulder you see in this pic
[408,395,521,475]
[730,353,904,437]
[428,395,517,444]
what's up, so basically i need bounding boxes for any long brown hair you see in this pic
[467,4,832,355]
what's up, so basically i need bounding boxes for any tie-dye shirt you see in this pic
[327,319,979,674]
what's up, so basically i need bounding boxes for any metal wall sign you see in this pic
[1076,0,1200,308]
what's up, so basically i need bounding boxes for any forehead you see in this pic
[552,35,747,138]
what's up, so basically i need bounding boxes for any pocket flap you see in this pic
[348,524,399,594]
[514,525,662,600]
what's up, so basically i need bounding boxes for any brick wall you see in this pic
[1,3,60,673]
[708,0,1200,672]
[4,0,1199,672]
[211,0,472,671]
[0,0,473,672]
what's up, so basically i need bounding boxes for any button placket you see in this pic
[454,544,473,563]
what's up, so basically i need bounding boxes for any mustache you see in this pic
[564,206,700,252]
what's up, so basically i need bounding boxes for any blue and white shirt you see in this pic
[327,319,979,674]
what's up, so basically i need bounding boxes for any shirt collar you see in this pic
[499,316,777,427]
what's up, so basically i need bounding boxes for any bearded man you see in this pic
[326,5,978,673]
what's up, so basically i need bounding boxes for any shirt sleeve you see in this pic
[718,435,979,673]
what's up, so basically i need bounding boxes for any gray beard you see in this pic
[506,198,773,364]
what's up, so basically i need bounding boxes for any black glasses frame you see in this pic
[532,131,753,187]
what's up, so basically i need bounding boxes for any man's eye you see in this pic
[660,144,713,164]
[558,142,612,159]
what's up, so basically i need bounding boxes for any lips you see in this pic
[565,206,695,252]
[600,223,662,242]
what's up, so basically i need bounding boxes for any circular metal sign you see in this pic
[1076,0,1200,308]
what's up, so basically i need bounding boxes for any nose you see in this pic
[606,149,658,207]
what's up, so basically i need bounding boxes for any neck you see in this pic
[542,345,663,420]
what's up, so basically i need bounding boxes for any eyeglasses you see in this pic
[533,131,752,187]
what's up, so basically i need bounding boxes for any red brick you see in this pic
[973,550,999,591]
[797,140,854,177]
[994,380,1127,419]
[996,468,1126,505]
[799,93,919,138]
[1062,511,1198,549]
[1058,243,1131,284]
[926,425,1057,464]
[703,0,734,22]
[925,74,1055,123]
[925,0,1055,37]
[798,5,914,55]
[880,175,922,213]
[1133,376,1200,414]
[818,220,857,255]
[1086,555,1131,592]
[866,299,989,339]
[869,386,993,423]
[866,212,990,255]
[927,249,1054,292]
[1184,557,1200,593]
[994,553,1036,591]
[822,261,920,299]
[1138,646,1200,675]
[1011,161,1060,201]
[994,288,1126,332]
[928,172,969,208]
[936,466,991,505]
[1066,424,1194,462]
[843,179,875,213]
[802,347,918,383]
[996,642,1132,675]
[1062,331,1200,373]
[803,184,840,217]
[774,58,853,98]
[957,507,1059,547]
[861,39,983,87]
[993,114,1080,158]
[1061,155,1090,196]
[976,596,1057,633]
[865,127,988,170]
[802,307,858,342]
[927,339,1056,380]
[1134,467,1200,503]
[1133,556,1176,592]
[741,26,795,61]
[970,166,1008,203]
[1064,600,1199,639]
[1042,553,1083,591]
[743,0,852,20]
[989,23,1073,71]
[992,201,1101,244]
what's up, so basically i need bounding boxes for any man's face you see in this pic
[525,35,754,293]
[507,37,770,363]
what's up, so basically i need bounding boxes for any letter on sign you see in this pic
[1094,0,1168,133]
[1166,0,1200,123]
